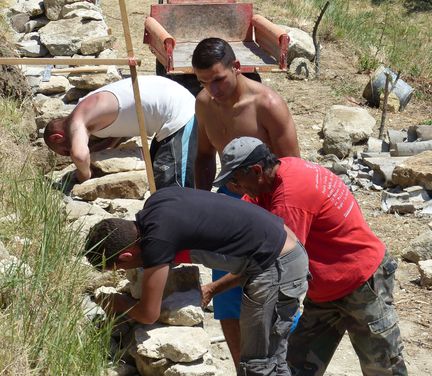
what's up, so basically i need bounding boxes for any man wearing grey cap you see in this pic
[212,137,408,376]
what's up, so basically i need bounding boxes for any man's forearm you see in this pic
[195,156,216,190]
[102,293,157,324]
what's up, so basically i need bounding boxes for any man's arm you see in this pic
[67,93,120,182]
[68,120,92,182]
[201,273,245,308]
[194,100,217,190]
[88,137,126,152]
[259,91,300,158]
[99,264,169,324]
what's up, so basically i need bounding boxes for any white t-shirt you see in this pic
[89,76,195,141]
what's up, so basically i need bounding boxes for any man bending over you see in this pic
[85,186,309,375]
[44,76,196,188]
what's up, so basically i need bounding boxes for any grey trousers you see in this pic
[238,242,309,376]
[287,251,408,376]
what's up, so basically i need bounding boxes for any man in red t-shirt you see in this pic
[209,137,407,376]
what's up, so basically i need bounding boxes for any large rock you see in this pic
[322,105,376,144]
[159,289,204,326]
[105,198,146,220]
[15,38,48,57]
[126,264,201,300]
[39,17,109,56]
[91,148,145,174]
[63,198,109,221]
[288,57,315,80]
[80,36,114,55]
[36,75,70,95]
[402,230,432,263]
[60,1,101,18]
[362,155,408,187]
[71,171,149,200]
[11,0,44,17]
[44,0,66,20]
[164,362,218,376]
[418,259,432,287]
[392,151,432,190]
[133,324,210,362]
[278,25,315,64]
[67,66,121,90]
[322,128,352,158]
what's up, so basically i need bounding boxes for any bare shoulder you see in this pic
[251,81,285,112]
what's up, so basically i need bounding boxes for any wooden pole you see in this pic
[378,72,391,140]
[0,57,141,66]
[118,0,156,194]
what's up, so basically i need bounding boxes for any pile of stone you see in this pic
[3,0,122,133]
[319,105,432,215]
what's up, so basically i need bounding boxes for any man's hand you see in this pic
[200,273,246,308]
[75,168,91,183]
[201,282,217,308]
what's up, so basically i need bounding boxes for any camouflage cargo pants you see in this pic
[287,252,408,376]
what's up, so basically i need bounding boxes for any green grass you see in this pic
[255,0,432,80]
[0,101,115,375]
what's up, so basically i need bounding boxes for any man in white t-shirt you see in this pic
[44,76,197,188]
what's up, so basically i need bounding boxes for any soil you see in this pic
[101,1,432,374]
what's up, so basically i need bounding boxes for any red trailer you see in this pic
[143,0,289,94]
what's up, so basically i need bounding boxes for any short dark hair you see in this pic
[85,218,138,270]
[192,38,236,69]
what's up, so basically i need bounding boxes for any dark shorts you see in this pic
[150,115,197,189]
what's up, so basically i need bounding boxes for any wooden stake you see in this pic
[312,1,330,78]
[379,72,391,140]
[0,57,141,66]
[119,0,156,194]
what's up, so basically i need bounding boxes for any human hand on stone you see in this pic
[201,282,216,308]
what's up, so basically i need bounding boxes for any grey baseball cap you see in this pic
[213,137,269,187]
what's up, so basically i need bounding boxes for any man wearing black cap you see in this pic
[211,137,408,376]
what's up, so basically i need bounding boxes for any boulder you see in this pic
[322,127,352,159]
[159,289,204,326]
[278,25,315,64]
[63,198,109,221]
[9,13,30,33]
[23,16,49,33]
[164,362,218,376]
[67,66,121,90]
[39,17,109,56]
[392,151,432,190]
[36,75,70,95]
[34,98,75,129]
[288,57,315,80]
[105,198,146,220]
[15,38,48,57]
[80,36,114,55]
[71,171,148,200]
[11,0,44,17]
[60,1,100,17]
[322,105,376,144]
[91,148,145,174]
[133,324,210,362]
[418,259,432,287]
[402,230,432,263]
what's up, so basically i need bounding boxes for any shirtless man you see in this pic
[44,76,196,189]
[192,37,300,366]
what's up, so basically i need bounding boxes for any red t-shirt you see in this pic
[243,157,385,302]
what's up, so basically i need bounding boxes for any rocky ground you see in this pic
[102,0,432,374]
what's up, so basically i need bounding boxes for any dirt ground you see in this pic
[102,1,432,374]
